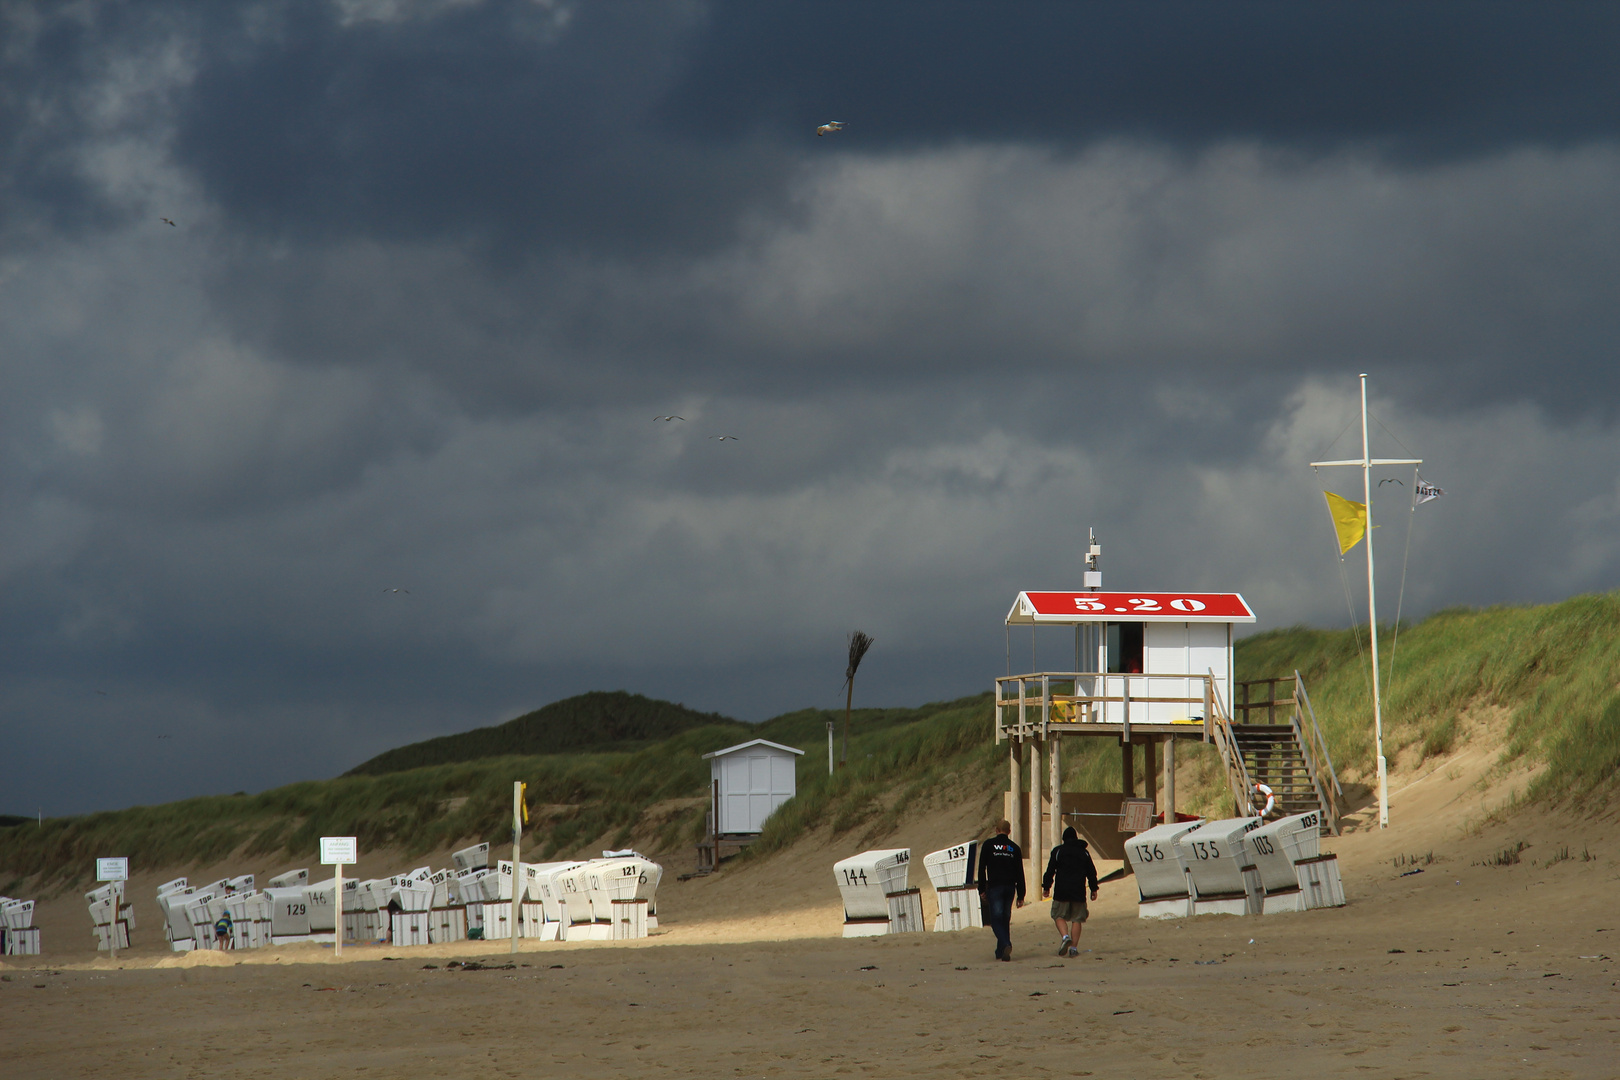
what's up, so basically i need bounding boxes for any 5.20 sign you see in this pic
[1073,597,1208,613]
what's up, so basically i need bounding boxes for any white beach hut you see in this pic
[924,842,982,932]
[1177,817,1263,916]
[703,739,804,832]
[833,849,920,937]
[453,843,491,872]
[1125,819,1204,919]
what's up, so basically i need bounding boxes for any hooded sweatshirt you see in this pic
[1042,829,1100,902]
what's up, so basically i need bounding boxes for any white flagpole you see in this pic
[1359,374,1389,830]
[1310,375,1420,830]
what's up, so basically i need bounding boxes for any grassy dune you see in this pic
[0,700,996,888]
[1237,589,1620,805]
[5,590,1619,887]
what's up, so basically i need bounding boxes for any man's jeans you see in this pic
[981,883,1016,955]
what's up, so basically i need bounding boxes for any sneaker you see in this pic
[1000,947,1012,962]
[1067,946,1079,958]
[1057,934,1071,957]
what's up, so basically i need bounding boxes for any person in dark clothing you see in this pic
[976,819,1026,961]
[1041,826,1100,957]
[385,896,403,944]
[213,910,234,950]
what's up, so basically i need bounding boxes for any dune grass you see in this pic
[7,590,1620,886]
[1233,590,1620,805]
[748,697,1002,855]
[0,700,1001,886]
[0,723,750,886]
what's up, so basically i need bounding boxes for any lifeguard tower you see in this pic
[996,582,1339,885]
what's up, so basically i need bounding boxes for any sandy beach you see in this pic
[5,734,1617,1079]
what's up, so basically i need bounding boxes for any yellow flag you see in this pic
[519,782,529,825]
[1324,491,1369,554]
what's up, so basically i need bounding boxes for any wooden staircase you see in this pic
[1211,672,1341,835]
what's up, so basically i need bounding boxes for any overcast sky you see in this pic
[6,1,1620,816]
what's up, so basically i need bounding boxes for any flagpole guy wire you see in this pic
[1385,465,1421,699]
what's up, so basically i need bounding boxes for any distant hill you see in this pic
[344,691,744,776]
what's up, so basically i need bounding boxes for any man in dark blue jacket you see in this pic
[1041,826,1100,957]
[976,820,1026,961]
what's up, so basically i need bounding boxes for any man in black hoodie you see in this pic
[1041,826,1100,958]
[976,819,1025,961]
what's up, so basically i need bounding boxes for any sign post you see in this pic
[96,858,129,961]
[510,782,525,955]
[320,837,357,957]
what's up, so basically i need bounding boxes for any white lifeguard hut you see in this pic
[697,738,804,869]
[997,587,1261,884]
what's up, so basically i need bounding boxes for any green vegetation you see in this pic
[7,590,1620,885]
[345,690,737,775]
[749,697,1000,855]
[1233,590,1620,805]
[0,697,1003,885]
[0,721,751,886]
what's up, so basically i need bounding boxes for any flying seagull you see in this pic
[384,587,411,594]
[95,690,107,696]
[654,415,686,422]
[1378,478,1404,486]
[160,217,176,226]
[816,121,844,136]
[708,435,739,441]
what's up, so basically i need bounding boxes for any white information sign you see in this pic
[320,837,358,865]
[96,857,129,882]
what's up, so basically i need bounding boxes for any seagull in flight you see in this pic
[95,690,107,696]
[1378,478,1404,486]
[816,121,844,136]
[654,415,686,422]
[160,217,176,226]
[384,587,411,594]
[708,435,740,441]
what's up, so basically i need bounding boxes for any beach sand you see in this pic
[4,726,1617,1078]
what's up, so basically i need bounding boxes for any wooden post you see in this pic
[1049,734,1062,852]
[510,781,523,955]
[1149,736,1162,818]
[1204,676,1213,742]
[841,678,853,766]
[1030,738,1043,886]
[1121,741,1135,799]
[1009,739,1022,849]
[1121,676,1131,745]
[1164,736,1177,824]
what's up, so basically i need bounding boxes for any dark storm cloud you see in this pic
[5,1,1620,820]
[671,2,1620,158]
[160,2,1620,255]
[0,3,167,238]
[170,1,799,257]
